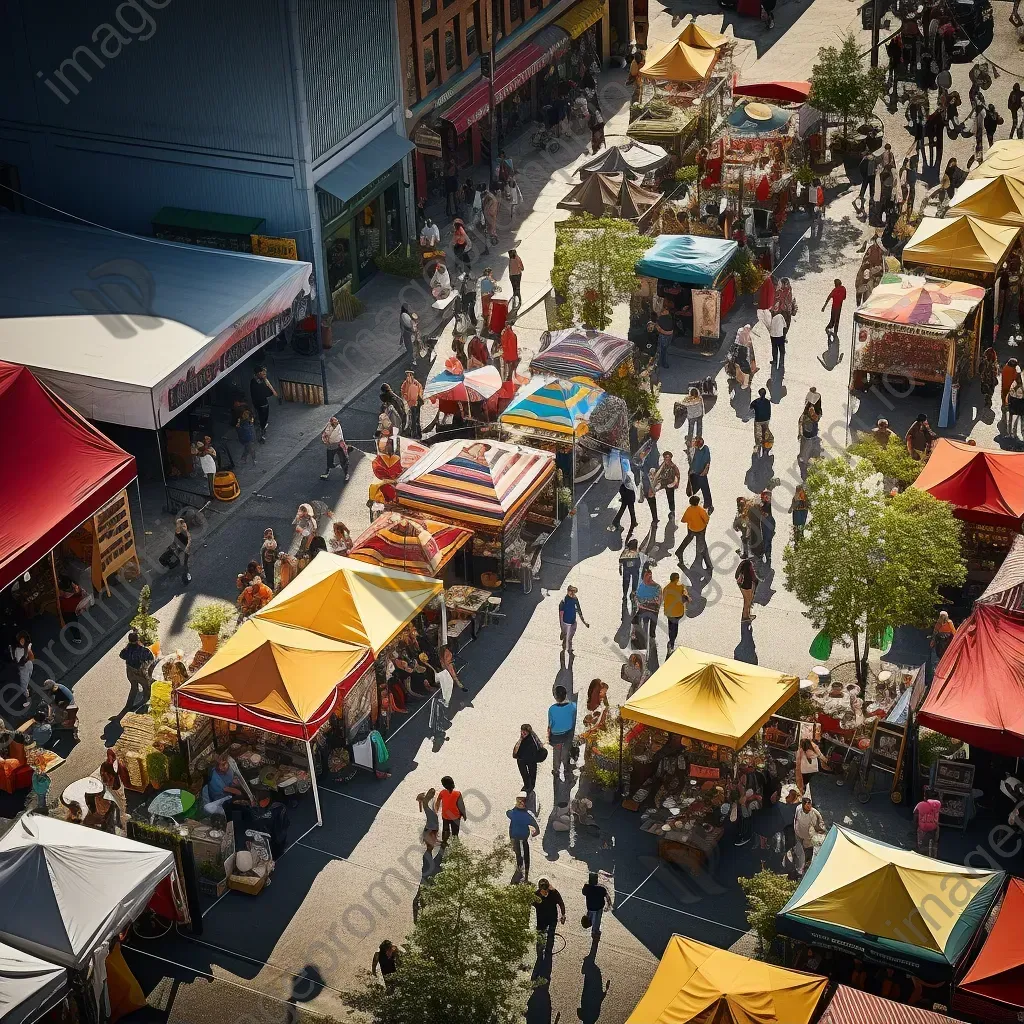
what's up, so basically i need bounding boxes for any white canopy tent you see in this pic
[0,816,175,970]
[0,944,66,1024]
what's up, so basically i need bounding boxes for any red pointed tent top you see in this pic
[958,877,1024,1008]
[912,438,1024,527]
[732,81,811,104]
[0,362,136,591]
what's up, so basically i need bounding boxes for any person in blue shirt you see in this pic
[547,685,578,784]
[558,585,589,655]
[687,437,713,512]
[506,793,540,882]
[204,754,248,820]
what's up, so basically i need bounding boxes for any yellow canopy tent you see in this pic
[677,22,729,49]
[948,174,1024,228]
[902,216,1020,276]
[176,619,376,824]
[620,647,798,747]
[777,827,1005,981]
[968,139,1024,181]
[627,936,827,1024]
[639,39,718,82]
[255,553,443,652]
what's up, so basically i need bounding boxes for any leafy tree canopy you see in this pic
[809,32,886,132]
[847,434,924,486]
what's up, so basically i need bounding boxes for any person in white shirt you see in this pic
[198,445,217,497]
[419,217,440,248]
[319,416,350,481]
[793,796,826,875]
[769,311,788,371]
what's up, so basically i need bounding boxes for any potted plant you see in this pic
[131,585,161,656]
[187,601,234,654]
[649,408,664,442]
[557,486,574,519]
[197,859,228,898]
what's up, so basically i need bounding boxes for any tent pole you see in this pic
[134,479,147,552]
[617,717,625,798]
[440,594,449,647]
[306,739,323,826]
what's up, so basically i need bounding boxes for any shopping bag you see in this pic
[809,630,833,660]
[603,452,624,481]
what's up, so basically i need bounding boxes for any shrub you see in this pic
[375,245,423,280]
[186,601,234,637]
[739,869,799,953]
[130,586,160,646]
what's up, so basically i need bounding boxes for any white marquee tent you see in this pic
[0,944,66,1024]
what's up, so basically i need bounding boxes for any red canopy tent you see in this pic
[912,439,1024,528]
[917,603,1024,756]
[732,81,811,104]
[821,985,967,1023]
[0,362,137,593]
[954,877,1024,1023]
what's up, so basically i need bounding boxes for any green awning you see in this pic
[152,207,266,235]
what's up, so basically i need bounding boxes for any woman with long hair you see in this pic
[513,725,543,794]
[417,788,439,846]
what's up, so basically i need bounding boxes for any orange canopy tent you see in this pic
[912,439,1024,528]
[954,877,1024,1022]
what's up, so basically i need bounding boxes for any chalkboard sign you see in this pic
[869,722,905,774]
[936,788,969,830]
[934,758,975,794]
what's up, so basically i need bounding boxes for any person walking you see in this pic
[797,403,821,474]
[914,787,942,857]
[534,879,566,957]
[1010,83,1023,140]
[822,279,846,340]
[435,776,466,845]
[769,309,787,371]
[558,585,589,655]
[372,941,400,990]
[250,366,276,443]
[457,267,478,327]
[635,567,662,656]
[236,408,258,466]
[319,415,350,481]
[688,437,713,511]
[401,369,424,439]
[751,493,776,567]
[984,103,1004,148]
[507,249,524,303]
[417,789,439,847]
[789,487,809,547]
[582,872,612,942]
[750,387,772,456]
[856,150,878,208]
[119,631,155,710]
[444,157,459,217]
[653,452,680,517]
[642,468,659,524]
[608,470,638,532]
[198,443,217,498]
[478,268,498,328]
[452,218,472,270]
[507,793,540,882]
[980,346,999,408]
[500,323,519,381]
[676,495,713,573]
[619,538,645,607]
[735,556,759,623]
[682,386,705,444]
[10,631,34,710]
[172,516,192,585]
[931,610,956,663]
[547,685,577,784]
[793,796,826,876]
[400,305,420,365]
[513,724,544,794]
[925,107,944,168]
[663,572,689,654]
[260,528,278,586]
[906,413,937,460]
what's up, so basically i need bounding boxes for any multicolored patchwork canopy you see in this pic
[395,438,555,531]
[348,512,472,576]
[424,364,503,403]
[529,328,632,380]
[856,273,985,330]
[499,376,605,436]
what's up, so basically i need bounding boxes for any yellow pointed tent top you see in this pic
[902,216,1020,275]
[254,553,442,652]
[627,936,827,1024]
[968,139,1024,182]
[785,827,1001,954]
[620,647,798,748]
[178,618,371,728]
[948,174,1024,228]
[639,39,718,82]
[677,22,729,49]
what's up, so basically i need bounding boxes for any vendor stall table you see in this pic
[648,823,725,873]
[61,776,103,809]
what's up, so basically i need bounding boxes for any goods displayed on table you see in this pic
[854,324,952,382]
[962,521,1016,573]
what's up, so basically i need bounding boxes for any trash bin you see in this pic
[488,297,509,335]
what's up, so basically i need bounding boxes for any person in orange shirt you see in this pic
[1002,357,1020,409]
[434,775,466,845]
[236,578,273,622]
[400,369,424,439]
[500,324,519,381]
[931,610,956,663]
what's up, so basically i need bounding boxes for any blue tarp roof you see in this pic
[635,234,738,287]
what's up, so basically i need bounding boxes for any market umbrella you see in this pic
[499,376,605,437]
[576,139,669,178]
[676,22,729,49]
[529,328,632,380]
[727,101,792,136]
[348,512,472,576]
[147,789,196,818]
[856,273,985,329]
[557,172,663,231]
[968,138,1024,181]
[639,39,718,82]
[732,80,811,104]
[423,365,503,403]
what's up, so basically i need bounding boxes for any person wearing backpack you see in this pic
[513,723,546,794]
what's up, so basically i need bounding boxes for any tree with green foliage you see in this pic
[344,839,537,1024]
[847,434,924,487]
[738,869,799,954]
[783,455,965,686]
[808,32,886,138]
[551,215,653,330]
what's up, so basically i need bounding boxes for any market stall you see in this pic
[626,936,827,1024]
[901,216,1020,344]
[0,361,139,633]
[348,512,473,579]
[820,986,966,1024]
[0,942,67,1024]
[633,234,738,351]
[953,877,1024,1023]
[619,648,798,871]
[638,36,719,85]
[556,172,664,233]
[575,140,670,181]
[913,439,1024,580]
[393,438,556,585]
[851,274,986,427]
[967,139,1024,181]
[948,174,1024,228]
[776,826,1003,987]
[529,328,633,381]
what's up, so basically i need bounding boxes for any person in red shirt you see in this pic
[822,279,846,340]
[500,324,519,381]
[434,775,466,845]
[914,787,942,857]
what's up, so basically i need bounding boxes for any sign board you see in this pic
[869,721,904,775]
[765,714,800,750]
[936,788,970,830]
[934,757,976,794]
[689,763,721,780]
[251,234,299,260]
[91,489,139,595]
[692,289,721,343]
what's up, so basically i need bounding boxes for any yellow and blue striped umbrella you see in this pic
[499,376,604,437]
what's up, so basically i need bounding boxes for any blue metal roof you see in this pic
[635,234,739,287]
[0,213,312,336]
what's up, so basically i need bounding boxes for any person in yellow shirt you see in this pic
[676,494,713,574]
[662,572,690,654]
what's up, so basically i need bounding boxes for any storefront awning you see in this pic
[439,28,571,136]
[556,0,605,39]
[317,128,414,204]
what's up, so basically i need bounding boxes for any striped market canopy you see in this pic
[348,512,472,576]
[395,438,555,531]
[500,376,605,436]
[424,365,503,404]
[530,328,633,380]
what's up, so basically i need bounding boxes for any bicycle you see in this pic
[531,127,561,154]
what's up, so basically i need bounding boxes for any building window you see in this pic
[423,34,437,84]
[509,0,523,26]
[465,3,479,54]
[406,50,419,103]
[444,25,458,70]
[422,0,436,19]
